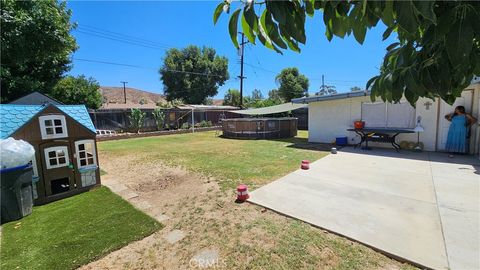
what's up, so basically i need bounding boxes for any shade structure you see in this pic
[229,102,307,115]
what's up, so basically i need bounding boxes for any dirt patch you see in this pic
[81,152,415,270]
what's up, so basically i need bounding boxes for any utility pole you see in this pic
[321,75,325,92]
[238,32,247,108]
[120,81,128,104]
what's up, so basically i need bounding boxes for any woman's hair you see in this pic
[455,106,466,114]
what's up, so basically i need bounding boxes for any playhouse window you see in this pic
[75,140,97,168]
[44,146,69,169]
[39,115,68,139]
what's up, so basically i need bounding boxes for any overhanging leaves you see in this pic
[213,2,225,25]
[214,0,480,105]
[241,7,257,44]
[228,9,241,49]
[261,10,287,49]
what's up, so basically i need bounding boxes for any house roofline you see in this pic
[8,91,64,105]
[2,104,95,139]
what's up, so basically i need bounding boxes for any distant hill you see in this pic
[99,86,166,109]
[211,99,224,106]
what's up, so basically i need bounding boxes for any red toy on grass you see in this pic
[236,184,249,202]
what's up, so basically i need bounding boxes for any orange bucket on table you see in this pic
[354,121,365,129]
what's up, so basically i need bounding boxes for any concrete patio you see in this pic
[249,148,479,270]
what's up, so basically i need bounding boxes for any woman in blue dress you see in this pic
[445,106,477,155]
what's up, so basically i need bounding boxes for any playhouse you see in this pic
[0,103,100,204]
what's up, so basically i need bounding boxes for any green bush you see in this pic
[198,120,213,128]
[128,108,146,133]
[180,122,190,130]
[152,107,165,131]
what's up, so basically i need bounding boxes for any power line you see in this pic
[74,24,173,51]
[74,57,156,70]
[244,62,277,74]
[244,62,364,83]
[73,57,227,77]
[74,30,168,51]
[78,24,173,48]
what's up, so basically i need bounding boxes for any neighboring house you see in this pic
[292,83,480,154]
[9,91,63,105]
[0,104,100,205]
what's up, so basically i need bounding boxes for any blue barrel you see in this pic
[335,136,348,146]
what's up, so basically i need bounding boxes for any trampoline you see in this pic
[221,118,297,139]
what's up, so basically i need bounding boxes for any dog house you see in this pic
[0,104,100,205]
[221,118,297,139]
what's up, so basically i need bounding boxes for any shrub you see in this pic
[128,108,146,133]
[180,122,190,130]
[152,107,165,131]
[198,120,212,128]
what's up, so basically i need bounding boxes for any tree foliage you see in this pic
[1,0,77,103]
[275,67,309,101]
[317,85,337,96]
[214,0,480,105]
[243,95,283,108]
[50,75,102,109]
[157,99,183,108]
[268,89,284,103]
[159,45,229,104]
[250,89,264,100]
[223,88,241,107]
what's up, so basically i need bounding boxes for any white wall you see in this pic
[469,84,480,155]
[308,95,438,151]
[308,95,368,145]
[308,88,480,153]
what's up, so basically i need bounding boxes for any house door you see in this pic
[40,142,75,196]
[436,91,473,151]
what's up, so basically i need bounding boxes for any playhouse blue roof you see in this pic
[0,104,96,139]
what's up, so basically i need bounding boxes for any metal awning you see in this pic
[291,91,370,104]
[229,102,307,115]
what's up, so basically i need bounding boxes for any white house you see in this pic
[292,82,480,154]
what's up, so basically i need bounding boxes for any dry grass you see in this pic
[84,131,417,270]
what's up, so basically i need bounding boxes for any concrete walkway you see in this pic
[249,149,479,270]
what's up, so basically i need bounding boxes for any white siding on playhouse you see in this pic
[307,96,439,151]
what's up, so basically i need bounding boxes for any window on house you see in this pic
[39,115,68,139]
[44,146,69,169]
[75,140,97,168]
[361,102,416,128]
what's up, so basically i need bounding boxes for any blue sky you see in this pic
[67,1,395,99]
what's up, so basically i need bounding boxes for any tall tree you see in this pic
[213,1,480,105]
[275,67,309,101]
[223,88,241,107]
[1,0,77,103]
[159,45,229,104]
[317,85,337,96]
[268,89,283,102]
[50,75,102,109]
[251,89,264,100]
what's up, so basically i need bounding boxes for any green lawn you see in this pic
[0,187,162,270]
[99,130,328,190]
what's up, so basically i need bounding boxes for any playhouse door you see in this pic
[40,142,75,196]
